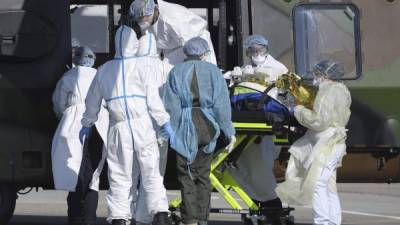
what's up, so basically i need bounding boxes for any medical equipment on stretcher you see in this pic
[274,72,317,109]
[230,65,271,86]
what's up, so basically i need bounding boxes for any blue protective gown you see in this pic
[163,59,235,164]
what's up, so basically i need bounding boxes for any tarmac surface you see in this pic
[8,183,400,225]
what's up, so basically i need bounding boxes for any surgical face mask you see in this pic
[312,76,324,86]
[251,54,267,66]
[199,51,211,61]
[138,21,151,31]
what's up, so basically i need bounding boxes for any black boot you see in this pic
[112,219,127,225]
[82,190,98,225]
[153,212,172,225]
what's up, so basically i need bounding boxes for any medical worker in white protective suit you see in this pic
[133,30,174,224]
[52,46,109,225]
[226,34,288,225]
[80,25,174,225]
[128,0,217,65]
[135,28,173,176]
[276,60,351,225]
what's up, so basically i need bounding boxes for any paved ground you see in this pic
[8,183,400,225]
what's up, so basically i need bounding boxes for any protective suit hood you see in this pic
[114,25,139,58]
[137,31,158,57]
[154,0,207,49]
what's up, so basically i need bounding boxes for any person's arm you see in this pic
[212,68,235,137]
[157,60,173,97]
[81,72,103,127]
[294,84,337,131]
[162,69,182,128]
[52,77,68,119]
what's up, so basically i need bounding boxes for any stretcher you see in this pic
[169,113,296,225]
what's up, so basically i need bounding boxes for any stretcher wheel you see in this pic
[280,215,295,225]
[241,213,295,225]
[170,213,181,225]
[240,214,253,225]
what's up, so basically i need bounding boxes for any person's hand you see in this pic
[79,127,92,144]
[225,135,236,153]
[161,122,176,145]
[160,122,173,137]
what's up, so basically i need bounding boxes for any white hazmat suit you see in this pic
[276,80,351,225]
[51,65,108,192]
[228,54,288,202]
[138,31,173,176]
[131,31,174,225]
[81,25,170,223]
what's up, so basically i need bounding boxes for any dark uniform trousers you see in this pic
[67,127,103,225]
[176,149,213,224]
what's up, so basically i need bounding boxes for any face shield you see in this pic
[313,60,345,81]
[73,46,96,67]
[312,70,325,86]
[129,0,157,31]
[137,14,154,30]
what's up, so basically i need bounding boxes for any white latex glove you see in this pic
[225,135,237,153]
[223,71,232,79]
[157,136,168,147]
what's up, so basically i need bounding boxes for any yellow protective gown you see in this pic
[276,80,351,206]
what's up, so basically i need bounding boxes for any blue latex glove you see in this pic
[160,122,176,144]
[79,127,92,144]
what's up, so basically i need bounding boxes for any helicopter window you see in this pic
[113,5,122,26]
[248,0,292,67]
[70,5,110,53]
[293,3,362,80]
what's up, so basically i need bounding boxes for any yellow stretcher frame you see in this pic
[169,122,289,212]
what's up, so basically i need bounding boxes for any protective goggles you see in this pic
[246,46,268,57]
[75,53,96,60]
